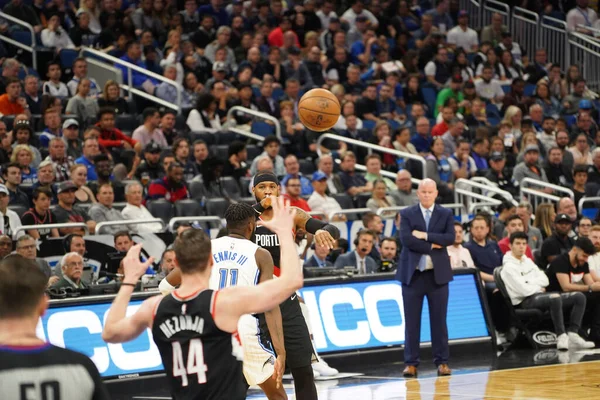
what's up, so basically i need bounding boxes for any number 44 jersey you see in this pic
[152,289,246,400]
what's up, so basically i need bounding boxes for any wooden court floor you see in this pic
[248,360,600,399]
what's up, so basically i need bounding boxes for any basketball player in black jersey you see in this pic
[0,255,110,399]
[102,196,303,400]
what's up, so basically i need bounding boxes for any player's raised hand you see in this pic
[259,196,296,235]
[122,244,155,284]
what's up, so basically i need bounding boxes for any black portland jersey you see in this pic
[152,289,246,400]
[0,343,110,400]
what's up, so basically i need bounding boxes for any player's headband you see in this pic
[253,172,279,187]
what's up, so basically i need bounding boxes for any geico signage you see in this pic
[299,282,406,352]
[36,301,164,377]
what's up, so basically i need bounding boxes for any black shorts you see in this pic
[259,296,317,369]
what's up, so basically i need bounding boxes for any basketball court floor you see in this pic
[108,344,600,399]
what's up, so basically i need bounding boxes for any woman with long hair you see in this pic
[173,137,198,181]
[97,80,129,114]
[70,164,96,205]
[500,50,522,81]
[11,145,37,184]
[366,180,397,217]
[302,31,319,57]
[452,49,475,83]
[186,93,222,132]
[333,100,363,130]
[78,0,101,34]
[502,105,523,140]
[371,121,395,169]
[403,74,426,108]
[181,72,202,109]
[535,82,562,119]
[475,48,506,80]
[534,203,556,240]
[426,137,454,202]
[20,187,59,240]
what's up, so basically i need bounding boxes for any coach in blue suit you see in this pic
[397,178,455,378]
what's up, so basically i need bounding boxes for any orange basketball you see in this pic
[298,88,341,132]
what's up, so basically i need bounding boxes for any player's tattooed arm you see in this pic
[294,207,340,249]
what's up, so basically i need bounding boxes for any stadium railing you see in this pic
[0,11,38,70]
[224,106,283,142]
[95,219,166,235]
[568,32,600,92]
[15,222,89,236]
[481,0,511,31]
[328,208,371,221]
[511,7,539,61]
[316,133,427,181]
[455,188,503,214]
[578,196,600,218]
[539,16,570,72]
[167,216,223,232]
[80,46,183,113]
[456,178,518,205]
[519,177,574,210]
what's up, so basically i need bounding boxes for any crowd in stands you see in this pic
[2,0,600,348]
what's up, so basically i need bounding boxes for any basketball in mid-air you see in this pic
[298,88,341,132]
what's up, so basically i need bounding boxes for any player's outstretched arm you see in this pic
[214,197,304,333]
[103,244,161,343]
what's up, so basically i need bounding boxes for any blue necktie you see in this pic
[418,209,432,271]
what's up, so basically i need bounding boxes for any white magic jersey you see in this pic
[209,236,260,290]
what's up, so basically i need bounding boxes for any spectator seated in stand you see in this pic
[497,214,534,259]
[500,231,594,350]
[132,107,169,149]
[42,61,69,100]
[16,235,53,285]
[53,180,96,236]
[249,136,285,177]
[20,187,59,241]
[0,77,29,117]
[541,213,576,267]
[447,222,475,269]
[147,161,190,203]
[307,171,345,222]
[366,179,396,216]
[122,181,164,233]
[50,252,88,290]
[88,183,133,235]
[65,78,100,124]
[334,229,378,274]
[281,155,313,196]
[282,176,311,213]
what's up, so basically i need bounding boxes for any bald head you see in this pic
[396,170,412,191]
[558,197,577,220]
[248,46,261,63]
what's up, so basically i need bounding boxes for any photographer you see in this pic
[379,237,399,272]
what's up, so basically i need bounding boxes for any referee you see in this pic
[0,255,110,399]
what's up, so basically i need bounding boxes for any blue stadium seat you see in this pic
[581,208,597,219]
[501,85,511,94]
[12,30,32,47]
[524,84,536,97]
[59,49,79,71]
[252,86,261,98]
[486,103,501,120]
[362,120,376,130]
[388,119,401,130]
[251,121,275,137]
[421,87,438,116]
[272,87,284,101]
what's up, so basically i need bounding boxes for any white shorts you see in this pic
[238,314,276,386]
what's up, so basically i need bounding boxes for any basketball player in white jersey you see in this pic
[210,203,287,399]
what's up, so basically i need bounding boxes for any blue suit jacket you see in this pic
[304,255,333,268]
[396,203,455,285]
[334,251,378,274]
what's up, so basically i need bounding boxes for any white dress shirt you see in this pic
[121,204,164,233]
[354,251,368,274]
[307,192,342,219]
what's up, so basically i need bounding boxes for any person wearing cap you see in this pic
[545,236,600,345]
[249,135,285,177]
[317,0,338,32]
[446,10,478,53]
[135,141,164,182]
[541,214,576,266]
[513,144,551,185]
[486,151,518,197]
[307,171,344,222]
[132,107,168,149]
[12,120,41,168]
[347,14,368,45]
[0,184,23,240]
[435,75,465,118]
[53,181,96,236]
[340,0,379,28]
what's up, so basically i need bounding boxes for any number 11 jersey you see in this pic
[152,289,246,400]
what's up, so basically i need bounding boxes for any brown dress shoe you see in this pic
[437,364,452,376]
[403,365,417,378]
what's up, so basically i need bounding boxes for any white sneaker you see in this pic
[312,358,339,377]
[496,331,508,346]
[568,332,595,349]
[312,369,321,378]
[557,333,569,351]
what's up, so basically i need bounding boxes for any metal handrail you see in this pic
[328,208,371,220]
[15,223,88,236]
[455,189,503,213]
[96,219,166,234]
[576,24,600,37]
[520,178,574,199]
[376,206,408,216]
[316,133,427,179]
[0,11,37,70]
[456,178,518,205]
[81,46,183,113]
[483,0,511,31]
[579,196,600,211]
[225,106,283,142]
[520,187,562,203]
[168,216,223,232]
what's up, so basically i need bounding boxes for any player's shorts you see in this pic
[238,314,276,386]
[281,304,318,369]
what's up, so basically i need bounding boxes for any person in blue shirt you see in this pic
[281,155,313,196]
[304,243,334,269]
[350,27,377,66]
[199,0,229,27]
[117,41,159,90]
[74,137,100,181]
[410,116,432,154]
[425,0,454,31]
